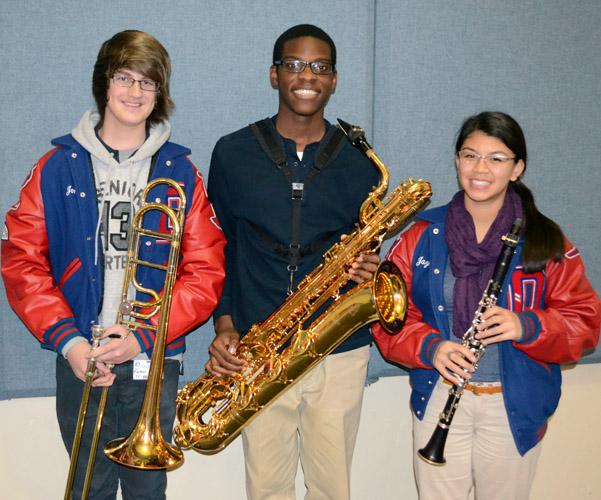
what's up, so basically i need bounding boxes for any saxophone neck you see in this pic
[358,150,389,224]
[337,118,389,224]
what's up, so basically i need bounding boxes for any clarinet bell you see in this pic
[418,425,448,466]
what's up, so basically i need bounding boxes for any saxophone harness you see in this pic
[250,118,347,294]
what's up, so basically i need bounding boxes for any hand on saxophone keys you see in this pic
[339,233,381,285]
[206,314,247,377]
[432,340,476,385]
[348,252,380,284]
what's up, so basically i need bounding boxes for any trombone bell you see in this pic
[104,425,183,469]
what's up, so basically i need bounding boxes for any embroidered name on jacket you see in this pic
[415,256,431,269]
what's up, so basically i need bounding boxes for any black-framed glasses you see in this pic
[457,150,516,167]
[112,73,160,92]
[274,58,335,75]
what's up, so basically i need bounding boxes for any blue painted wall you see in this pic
[1,0,599,398]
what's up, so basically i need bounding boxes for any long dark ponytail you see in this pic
[455,111,564,273]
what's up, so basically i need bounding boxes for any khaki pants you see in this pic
[242,346,370,500]
[412,380,542,500]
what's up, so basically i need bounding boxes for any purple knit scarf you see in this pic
[445,189,522,338]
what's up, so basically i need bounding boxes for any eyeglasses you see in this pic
[112,73,160,92]
[274,58,335,75]
[457,150,516,167]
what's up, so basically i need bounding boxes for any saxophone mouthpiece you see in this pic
[337,118,373,155]
[337,118,365,143]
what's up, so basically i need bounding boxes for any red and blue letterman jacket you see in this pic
[1,134,226,357]
[373,205,601,455]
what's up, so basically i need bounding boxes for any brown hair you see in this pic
[92,30,174,127]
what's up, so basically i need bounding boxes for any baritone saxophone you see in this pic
[174,119,432,454]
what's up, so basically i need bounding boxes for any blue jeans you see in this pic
[56,355,180,500]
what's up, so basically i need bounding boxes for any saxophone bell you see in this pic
[374,260,407,333]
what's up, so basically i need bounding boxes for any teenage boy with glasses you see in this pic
[1,30,225,499]
[206,24,379,500]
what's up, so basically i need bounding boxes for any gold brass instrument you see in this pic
[64,178,186,499]
[103,178,186,469]
[173,119,432,454]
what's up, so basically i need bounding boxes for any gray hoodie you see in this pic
[63,110,171,359]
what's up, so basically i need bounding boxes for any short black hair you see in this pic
[273,24,336,66]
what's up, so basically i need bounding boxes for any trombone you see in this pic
[64,178,186,499]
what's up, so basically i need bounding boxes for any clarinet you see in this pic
[418,218,523,466]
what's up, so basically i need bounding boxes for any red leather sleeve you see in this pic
[514,239,601,363]
[164,164,226,343]
[1,148,78,343]
[372,221,442,369]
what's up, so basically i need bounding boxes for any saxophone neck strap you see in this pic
[250,118,347,293]
[250,118,346,182]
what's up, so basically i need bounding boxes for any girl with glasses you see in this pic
[372,111,601,500]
